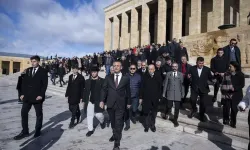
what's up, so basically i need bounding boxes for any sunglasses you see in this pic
[130,68,136,70]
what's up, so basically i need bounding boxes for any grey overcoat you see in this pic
[162,71,184,101]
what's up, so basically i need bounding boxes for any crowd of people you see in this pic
[14,38,250,150]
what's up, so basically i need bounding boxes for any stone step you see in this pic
[157,111,249,139]
[156,119,248,150]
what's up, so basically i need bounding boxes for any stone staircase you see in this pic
[2,70,250,150]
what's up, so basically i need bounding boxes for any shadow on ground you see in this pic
[19,110,71,150]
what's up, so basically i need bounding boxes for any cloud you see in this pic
[0,0,113,57]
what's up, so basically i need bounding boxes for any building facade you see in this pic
[104,0,250,71]
[0,52,34,76]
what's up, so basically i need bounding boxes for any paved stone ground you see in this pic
[0,73,247,150]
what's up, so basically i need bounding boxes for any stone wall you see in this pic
[0,56,31,75]
[182,26,250,72]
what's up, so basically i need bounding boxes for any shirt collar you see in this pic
[115,72,122,76]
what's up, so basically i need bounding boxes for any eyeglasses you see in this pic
[172,66,178,68]
[130,68,136,70]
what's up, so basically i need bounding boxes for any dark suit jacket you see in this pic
[65,73,85,104]
[137,68,148,77]
[188,65,213,94]
[100,74,131,109]
[223,45,241,66]
[83,77,104,113]
[21,67,48,103]
[175,47,189,63]
[178,63,192,77]
[140,72,162,113]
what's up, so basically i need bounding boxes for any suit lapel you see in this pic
[110,74,116,89]
[32,67,40,78]
[117,75,125,89]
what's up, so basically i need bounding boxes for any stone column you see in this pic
[172,0,183,40]
[240,0,250,26]
[9,60,13,74]
[189,0,201,35]
[121,12,129,49]
[113,16,120,50]
[104,16,111,51]
[131,8,139,47]
[141,3,150,46]
[157,0,167,44]
[212,0,224,30]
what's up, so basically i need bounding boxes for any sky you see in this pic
[0,0,114,57]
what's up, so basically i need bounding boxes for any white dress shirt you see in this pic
[197,67,203,77]
[32,67,39,76]
[73,74,77,80]
[114,72,122,85]
[173,71,177,77]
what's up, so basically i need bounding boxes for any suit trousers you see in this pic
[223,99,238,125]
[87,102,104,131]
[69,104,80,124]
[21,102,43,133]
[190,89,208,118]
[213,75,223,99]
[59,75,65,86]
[166,100,180,121]
[125,98,138,127]
[144,109,157,129]
[107,103,125,146]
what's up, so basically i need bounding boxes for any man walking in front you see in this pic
[124,64,141,131]
[100,61,131,150]
[163,63,184,127]
[140,65,162,132]
[188,57,214,122]
[65,66,85,129]
[14,55,48,140]
[83,67,105,137]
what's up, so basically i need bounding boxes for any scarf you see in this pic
[221,72,234,100]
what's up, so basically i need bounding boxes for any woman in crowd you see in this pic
[221,61,245,128]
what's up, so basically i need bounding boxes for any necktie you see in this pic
[115,75,119,88]
[32,68,36,77]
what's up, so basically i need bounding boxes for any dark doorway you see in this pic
[138,8,142,46]
[2,61,10,75]
[13,62,21,73]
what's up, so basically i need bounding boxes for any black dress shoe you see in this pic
[34,131,41,138]
[230,122,236,128]
[69,123,75,129]
[100,122,106,129]
[150,126,156,132]
[212,97,217,103]
[131,118,136,124]
[223,120,230,125]
[173,120,179,127]
[161,113,167,120]
[86,131,94,137]
[109,136,115,142]
[113,147,120,150]
[200,116,207,122]
[188,111,196,118]
[144,128,149,132]
[14,131,29,140]
[124,126,130,131]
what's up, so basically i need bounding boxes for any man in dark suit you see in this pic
[100,61,131,150]
[140,65,162,132]
[210,48,228,103]
[175,43,189,64]
[178,56,192,106]
[188,57,214,122]
[83,67,105,137]
[14,55,48,140]
[223,38,241,68]
[137,61,148,76]
[58,63,66,87]
[65,66,85,129]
